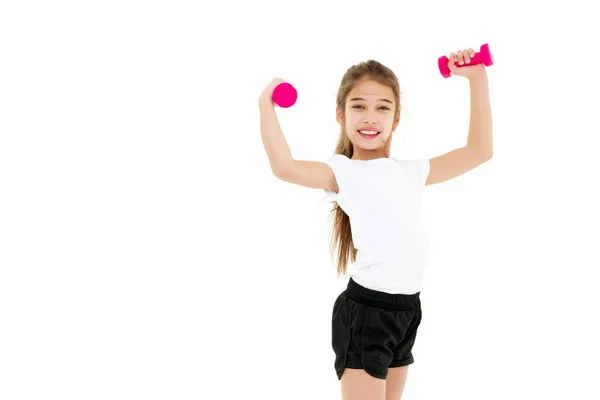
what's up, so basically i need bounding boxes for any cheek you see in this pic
[346,112,363,128]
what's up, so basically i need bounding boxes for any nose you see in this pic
[363,107,378,123]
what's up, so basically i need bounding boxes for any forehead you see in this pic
[348,80,394,102]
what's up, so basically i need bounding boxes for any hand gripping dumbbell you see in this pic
[271,82,298,108]
[438,43,494,78]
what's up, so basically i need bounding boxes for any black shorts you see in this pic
[331,278,422,380]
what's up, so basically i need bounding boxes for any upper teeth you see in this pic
[360,130,379,135]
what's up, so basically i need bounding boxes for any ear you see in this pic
[336,107,343,126]
[393,110,400,130]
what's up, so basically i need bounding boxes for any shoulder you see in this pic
[391,157,429,168]
[392,157,430,184]
[323,153,352,169]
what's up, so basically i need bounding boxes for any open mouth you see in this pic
[358,130,380,139]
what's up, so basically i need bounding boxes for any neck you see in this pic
[351,149,390,161]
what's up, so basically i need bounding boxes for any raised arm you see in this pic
[259,94,294,175]
[426,56,493,186]
[259,78,338,192]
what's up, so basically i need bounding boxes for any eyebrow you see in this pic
[349,97,393,104]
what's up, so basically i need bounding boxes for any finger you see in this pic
[452,53,462,71]
[463,49,471,64]
[448,52,457,69]
[457,50,465,65]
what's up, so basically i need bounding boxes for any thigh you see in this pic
[385,366,409,400]
[341,368,386,400]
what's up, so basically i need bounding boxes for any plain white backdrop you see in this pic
[1,0,599,399]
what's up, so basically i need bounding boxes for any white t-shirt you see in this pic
[323,154,431,294]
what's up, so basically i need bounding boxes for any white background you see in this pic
[1,1,599,399]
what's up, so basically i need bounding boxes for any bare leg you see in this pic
[385,366,409,400]
[340,368,386,400]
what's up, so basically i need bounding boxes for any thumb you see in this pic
[447,54,459,74]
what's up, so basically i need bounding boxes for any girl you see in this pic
[258,48,493,400]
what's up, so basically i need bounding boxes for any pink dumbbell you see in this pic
[438,43,494,78]
[271,82,297,108]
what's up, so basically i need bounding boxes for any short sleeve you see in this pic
[322,154,350,201]
[417,159,430,186]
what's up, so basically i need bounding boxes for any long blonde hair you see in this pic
[328,60,402,276]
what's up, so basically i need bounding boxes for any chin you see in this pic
[354,134,385,145]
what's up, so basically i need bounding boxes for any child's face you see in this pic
[337,79,399,151]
